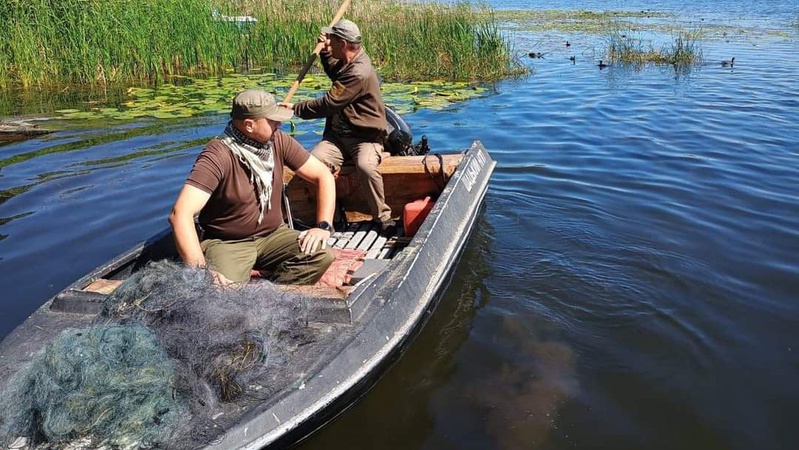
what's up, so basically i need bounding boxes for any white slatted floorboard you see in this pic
[325,221,408,260]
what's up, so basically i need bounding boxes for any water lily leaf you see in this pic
[150,111,180,119]
[61,111,96,119]
[54,73,487,122]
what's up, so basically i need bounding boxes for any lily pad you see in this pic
[55,73,489,123]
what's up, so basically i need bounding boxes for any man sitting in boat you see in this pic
[283,19,395,235]
[169,89,336,286]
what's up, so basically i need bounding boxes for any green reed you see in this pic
[605,28,702,68]
[0,0,521,88]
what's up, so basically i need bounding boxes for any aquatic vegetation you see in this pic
[491,8,787,40]
[52,73,488,122]
[0,0,521,88]
[366,3,524,81]
[489,8,706,69]
[489,9,674,34]
[604,29,703,68]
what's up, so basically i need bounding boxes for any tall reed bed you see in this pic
[348,2,520,81]
[0,0,521,88]
[1,0,232,87]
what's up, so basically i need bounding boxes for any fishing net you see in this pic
[0,323,187,448]
[102,260,312,403]
[1,260,314,449]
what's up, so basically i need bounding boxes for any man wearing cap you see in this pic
[169,89,335,286]
[284,19,394,233]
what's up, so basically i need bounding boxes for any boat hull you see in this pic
[212,141,495,449]
[0,141,496,449]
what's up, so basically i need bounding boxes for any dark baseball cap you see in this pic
[230,89,293,121]
[322,19,362,44]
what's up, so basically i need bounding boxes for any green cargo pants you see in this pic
[201,224,334,285]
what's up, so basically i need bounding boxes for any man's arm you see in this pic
[292,71,361,120]
[293,155,336,254]
[169,184,211,268]
[319,46,343,79]
[169,184,234,285]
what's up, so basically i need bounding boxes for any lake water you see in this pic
[1,0,798,449]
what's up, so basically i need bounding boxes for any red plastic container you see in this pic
[403,196,435,237]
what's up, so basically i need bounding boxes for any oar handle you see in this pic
[283,0,352,104]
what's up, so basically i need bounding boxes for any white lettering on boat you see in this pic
[462,148,487,193]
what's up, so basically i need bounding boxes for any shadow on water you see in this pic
[300,209,580,450]
[0,83,131,118]
[299,213,495,450]
[454,315,579,450]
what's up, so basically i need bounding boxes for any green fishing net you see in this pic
[1,260,312,449]
[0,323,186,448]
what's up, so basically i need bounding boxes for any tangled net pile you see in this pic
[0,323,186,447]
[0,260,312,449]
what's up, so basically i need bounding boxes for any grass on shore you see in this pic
[0,0,523,88]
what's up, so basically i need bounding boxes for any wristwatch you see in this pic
[317,221,333,232]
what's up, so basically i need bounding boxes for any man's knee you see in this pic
[311,141,343,172]
[319,247,335,270]
[272,247,335,285]
[304,247,336,284]
[308,247,335,279]
[354,144,382,173]
[201,239,257,282]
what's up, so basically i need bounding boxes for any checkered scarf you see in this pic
[220,121,274,224]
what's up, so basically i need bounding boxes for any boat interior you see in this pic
[52,153,464,324]
[0,149,487,450]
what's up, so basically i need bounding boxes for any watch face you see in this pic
[318,221,332,231]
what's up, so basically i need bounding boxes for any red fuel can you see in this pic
[403,196,435,237]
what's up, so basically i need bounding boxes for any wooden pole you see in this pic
[283,0,352,103]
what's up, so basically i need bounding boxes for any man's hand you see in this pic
[298,228,331,254]
[318,33,331,53]
[210,269,235,287]
[279,101,294,109]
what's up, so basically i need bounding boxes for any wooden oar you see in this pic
[283,0,352,103]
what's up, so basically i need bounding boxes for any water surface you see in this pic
[1,1,798,449]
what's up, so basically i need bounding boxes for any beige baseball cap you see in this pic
[322,19,362,44]
[230,89,293,121]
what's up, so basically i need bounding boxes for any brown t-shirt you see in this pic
[185,130,310,240]
[293,50,387,141]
